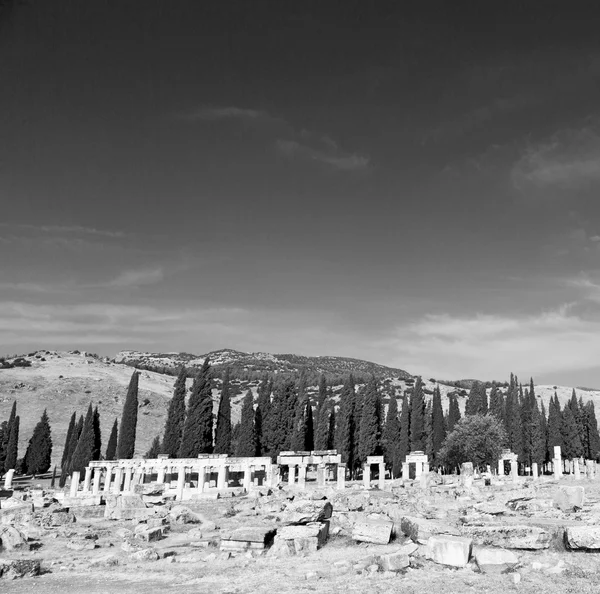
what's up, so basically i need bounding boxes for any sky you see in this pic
[2,2,600,385]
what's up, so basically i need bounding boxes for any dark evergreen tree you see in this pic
[60,414,83,486]
[305,401,314,452]
[382,396,400,474]
[398,393,411,463]
[578,396,590,460]
[255,374,271,456]
[23,409,52,475]
[546,393,563,460]
[146,435,162,458]
[162,367,187,457]
[539,399,548,463]
[236,390,257,457]
[488,384,503,419]
[116,370,139,459]
[424,400,434,461]
[3,401,17,472]
[179,358,213,457]
[0,421,7,472]
[265,379,297,456]
[465,381,484,416]
[431,385,446,464]
[357,377,381,464]
[4,414,19,472]
[290,374,310,451]
[61,412,76,469]
[480,384,488,415]
[561,402,583,459]
[315,393,332,450]
[335,375,357,476]
[410,377,426,451]
[327,404,336,450]
[584,401,600,460]
[105,418,118,461]
[504,385,522,457]
[214,367,233,455]
[70,404,95,475]
[92,406,102,461]
[447,394,461,433]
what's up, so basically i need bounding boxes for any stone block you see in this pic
[352,518,393,545]
[400,516,460,544]
[565,526,600,550]
[220,526,276,550]
[104,495,150,520]
[377,551,410,572]
[0,526,29,551]
[0,558,41,579]
[168,505,201,524]
[474,547,519,573]
[129,547,160,561]
[281,499,332,524]
[277,522,328,547]
[134,526,165,542]
[554,486,585,512]
[462,524,551,550]
[426,535,472,567]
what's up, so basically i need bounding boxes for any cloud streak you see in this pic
[276,139,370,171]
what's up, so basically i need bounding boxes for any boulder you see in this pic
[565,526,600,550]
[134,526,165,542]
[277,522,329,547]
[168,505,201,524]
[462,524,551,550]
[130,548,160,561]
[0,526,29,551]
[376,551,410,572]
[400,516,460,544]
[352,517,393,545]
[426,535,472,567]
[554,486,585,512]
[474,547,519,573]
[281,499,333,524]
[0,558,41,579]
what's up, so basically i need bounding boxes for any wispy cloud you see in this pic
[0,223,126,238]
[511,120,600,192]
[276,138,370,171]
[105,267,164,288]
[184,106,270,122]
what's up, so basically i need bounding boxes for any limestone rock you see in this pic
[0,558,41,579]
[168,505,201,524]
[67,539,98,551]
[462,524,551,550]
[565,526,600,550]
[426,535,472,567]
[474,547,519,573]
[352,517,393,545]
[401,516,460,544]
[281,499,333,524]
[130,547,160,561]
[376,551,410,572]
[134,526,164,542]
[220,526,276,551]
[554,486,585,512]
[277,522,328,547]
[0,526,28,551]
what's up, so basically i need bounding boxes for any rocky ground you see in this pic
[2,473,600,593]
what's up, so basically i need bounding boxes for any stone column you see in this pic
[176,467,186,501]
[553,446,562,479]
[532,462,539,480]
[112,467,123,494]
[92,468,101,495]
[510,459,518,482]
[498,459,504,475]
[298,464,307,489]
[82,467,93,493]
[123,468,133,492]
[363,464,371,489]
[288,465,296,486]
[378,463,385,490]
[242,465,252,491]
[574,459,581,480]
[402,462,409,479]
[3,469,14,489]
[337,463,346,490]
[156,466,166,484]
[271,465,280,488]
[70,471,80,497]
[317,464,326,488]
[217,465,227,490]
[415,461,423,480]
[195,466,204,493]
[103,467,112,494]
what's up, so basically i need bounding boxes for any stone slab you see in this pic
[565,526,600,550]
[426,535,472,567]
[462,524,551,550]
[352,518,393,545]
[474,547,519,573]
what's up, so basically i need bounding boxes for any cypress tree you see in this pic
[314,392,331,450]
[488,384,503,419]
[61,412,76,469]
[398,393,411,463]
[179,358,213,457]
[146,435,162,458]
[584,401,600,460]
[214,367,233,455]
[117,370,139,459]
[578,396,590,459]
[546,393,563,459]
[305,401,314,452]
[424,400,434,461]
[410,377,426,451]
[0,421,7,471]
[23,409,52,475]
[255,374,271,456]
[358,377,382,464]
[92,406,102,461]
[4,414,19,472]
[431,385,446,464]
[382,396,400,473]
[316,374,327,411]
[561,403,583,459]
[327,404,336,450]
[465,382,483,416]
[236,390,257,457]
[481,384,488,414]
[105,418,118,460]
[539,399,548,463]
[335,375,357,476]
[60,414,83,486]
[3,402,17,472]
[70,404,95,475]
[447,394,461,433]
[162,367,187,457]
[290,375,310,451]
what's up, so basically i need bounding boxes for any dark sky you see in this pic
[2,1,600,384]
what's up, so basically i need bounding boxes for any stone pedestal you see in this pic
[510,459,518,482]
[363,464,371,489]
[532,463,539,480]
[83,467,93,492]
[317,464,326,488]
[70,471,80,497]
[554,458,562,479]
[217,466,227,490]
[92,469,101,495]
[337,463,346,490]
[574,459,581,480]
